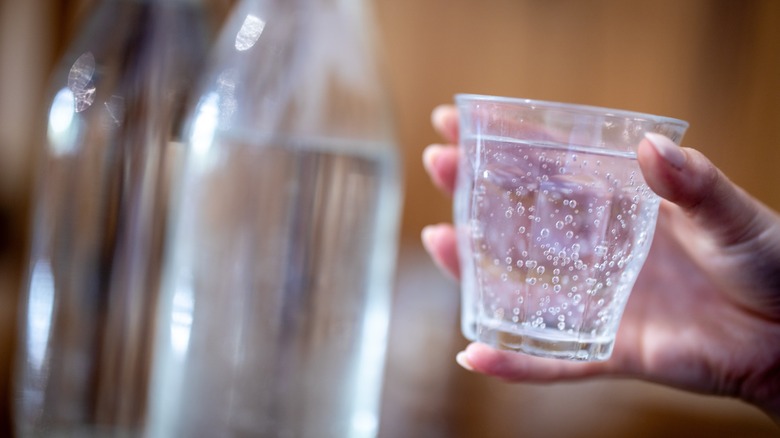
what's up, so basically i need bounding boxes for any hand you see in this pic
[421,104,780,423]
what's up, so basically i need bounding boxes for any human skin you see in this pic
[422,104,780,424]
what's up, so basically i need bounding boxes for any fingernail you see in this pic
[421,225,437,249]
[431,105,449,126]
[421,225,432,241]
[645,132,686,169]
[421,223,445,247]
[456,350,474,371]
[422,145,441,172]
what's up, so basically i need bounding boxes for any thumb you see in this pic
[638,132,767,247]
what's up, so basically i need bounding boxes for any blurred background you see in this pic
[1,0,778,436]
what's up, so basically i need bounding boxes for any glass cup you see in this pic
[454,94,688,361]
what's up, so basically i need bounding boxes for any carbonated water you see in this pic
[456,135,659,361]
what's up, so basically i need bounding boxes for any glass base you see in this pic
[475,324,615,362]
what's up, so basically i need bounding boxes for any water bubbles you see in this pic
[505,208,514,218]
[555,220,564,230]
[572,294,582,304]
[565,230,574,239]
[536,266,545,275]
[557,322,566,330]
[553,284,562,293]
[500,273,508,282]
[516,205,526,215]
[526,277,537,285]
[525,260,537,269]
[540,228,550,238]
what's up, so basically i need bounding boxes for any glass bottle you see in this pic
[146,0,403,436]
[14,0,213,435]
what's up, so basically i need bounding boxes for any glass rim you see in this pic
[455,93,689,129]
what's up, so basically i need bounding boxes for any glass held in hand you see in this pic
[454,94,688,361]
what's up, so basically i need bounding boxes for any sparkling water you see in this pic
[456,135,660,361]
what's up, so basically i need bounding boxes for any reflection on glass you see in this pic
[26,260,55,372]
[170,285,194,358]
[47,88,76,155]
[234,14,265,51]
[67,52,96,112]
[190,92,220,158]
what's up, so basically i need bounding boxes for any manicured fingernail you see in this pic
[645,132,686,169]
[456,350,474,371]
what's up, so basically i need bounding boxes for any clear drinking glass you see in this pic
[455,94,688,361]
[13,0,213,435]
[145,0,402,436]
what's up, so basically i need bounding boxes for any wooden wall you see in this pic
[378,0,780,236]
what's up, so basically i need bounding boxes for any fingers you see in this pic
[421,223,461,279]
[422,144,459,196]
[638,133,771,247]
[424,105,461,196]
[455,343,614,382]
[431,104,459,144]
